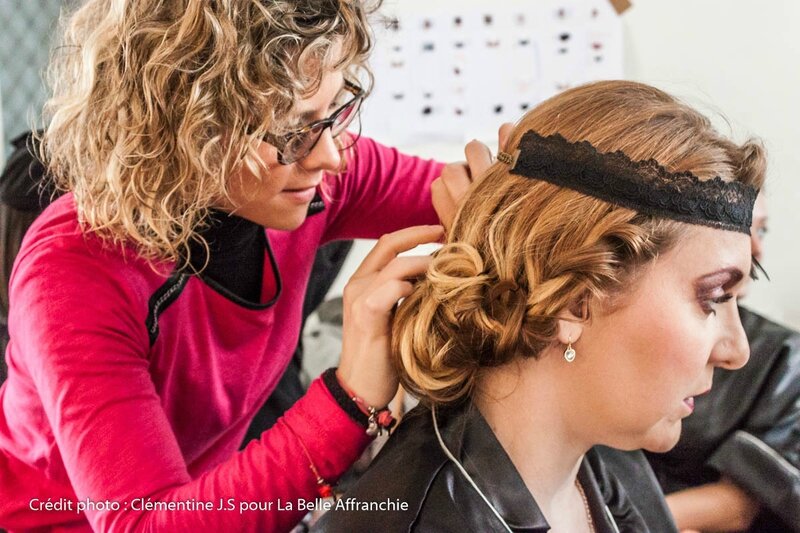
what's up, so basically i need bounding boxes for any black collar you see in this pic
[185,210,266,304]
[434,403,550,530]
[182,194,326,306]
[313,401,658,532]
[434,403,628,533]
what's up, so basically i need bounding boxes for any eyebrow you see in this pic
[295,109,319,123]
[293,81,347,123]
[694,267,746,289]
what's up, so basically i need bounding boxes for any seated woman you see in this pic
[313,80,765,533]
[648,189,800,533]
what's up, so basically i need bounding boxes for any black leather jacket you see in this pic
[314,403,677,532]
[646,306,800,532]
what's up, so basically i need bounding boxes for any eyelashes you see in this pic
[694,257,768,316]
[751,256,770,281]
[700,293,734,315]
[701,293,733,315]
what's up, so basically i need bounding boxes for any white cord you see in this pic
[604,505,621,533]
[431,405,514,533]
[431,406,622,533]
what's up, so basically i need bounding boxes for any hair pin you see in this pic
[496,150,520,167]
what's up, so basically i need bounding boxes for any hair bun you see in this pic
[392,243,531,404]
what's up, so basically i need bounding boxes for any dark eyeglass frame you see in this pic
[265,80,366,165]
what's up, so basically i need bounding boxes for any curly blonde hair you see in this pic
[42,0,379,264]
[392,80,766,405]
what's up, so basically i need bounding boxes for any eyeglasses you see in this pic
[264,81,365,165]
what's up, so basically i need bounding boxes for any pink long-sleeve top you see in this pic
[0,137,443,532]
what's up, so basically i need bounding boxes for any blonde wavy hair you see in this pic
[42,0,379,264]
[392,80,766,405]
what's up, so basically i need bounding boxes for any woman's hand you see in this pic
[337,224,444,407]
[666,477,760,532]
[431,123,515,230]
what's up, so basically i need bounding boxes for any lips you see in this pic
[283,185,317,192]
[683,397,695,411]
[280,185,318,205]
[682,386,711,413]
[282,180,321,192]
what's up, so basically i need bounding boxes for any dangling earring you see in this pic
[564,337,576,363]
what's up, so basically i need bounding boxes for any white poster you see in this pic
[360,0,624,147]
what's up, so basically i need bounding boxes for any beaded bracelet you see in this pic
[323,368,396,436]
[347,392,396,437]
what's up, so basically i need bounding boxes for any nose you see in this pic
[709,309,750,370]
[300,128,341,172]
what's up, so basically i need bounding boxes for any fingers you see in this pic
[436,159,471,217]
[375,255,431,284]
[432,177,458,231]
[359,279,415,317]
[338,234,438,407]
[346,255,432,324]
[433,131,515,230]
[498,122,515,152]
[351,225,443,278]
[433,140,489,230]
[464,139,493,178]
[339,231,438,409]
[432,164,468,230]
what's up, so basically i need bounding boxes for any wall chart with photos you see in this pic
[359,0,625,146]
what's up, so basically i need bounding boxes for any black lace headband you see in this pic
[496,131,758,235]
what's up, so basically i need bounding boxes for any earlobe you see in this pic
[555,299,588,346]
[555,316,583,346]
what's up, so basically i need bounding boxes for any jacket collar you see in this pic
[434,403,625,533]
[433,403,549,531]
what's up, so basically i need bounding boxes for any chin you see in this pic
[640,422,682,453]
[271,217,307,231]
[255,210,309,231]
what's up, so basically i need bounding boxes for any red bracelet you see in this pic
[336,371,396,437]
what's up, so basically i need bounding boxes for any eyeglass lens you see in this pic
[282,97,362,163]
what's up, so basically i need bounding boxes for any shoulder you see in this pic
[323,136,395,196]
[346,136,398,168]
[14,193,168,284]
[10,194,171,334]
[332,135,441,192]
[312,406,449,533]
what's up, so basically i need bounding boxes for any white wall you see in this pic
[329,0,800,330]
[623,0,800,328]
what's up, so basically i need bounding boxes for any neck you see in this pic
[474,353,590,521]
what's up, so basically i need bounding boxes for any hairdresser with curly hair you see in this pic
[0,1,482,531]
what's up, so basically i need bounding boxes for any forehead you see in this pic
[641,224,751,290]
[292,39,347,115]
[292,68,345,118]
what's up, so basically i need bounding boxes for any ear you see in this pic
[555,298,589,345]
